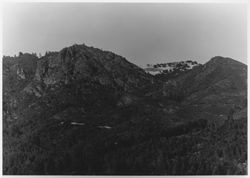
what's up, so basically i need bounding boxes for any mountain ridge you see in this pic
[3,43,247,175]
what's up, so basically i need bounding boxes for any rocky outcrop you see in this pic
[34,44,152,93]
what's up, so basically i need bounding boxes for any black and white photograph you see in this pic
[2,1,248,175]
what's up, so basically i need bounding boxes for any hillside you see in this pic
[3,44,247,175]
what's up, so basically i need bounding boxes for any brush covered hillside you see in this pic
[3,44,247,175]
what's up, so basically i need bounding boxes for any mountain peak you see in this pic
[207,56,246,67]
[35,43,151,91]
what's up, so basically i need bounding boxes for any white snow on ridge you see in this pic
[147,70,162,75]
[144,67,162,75]
[144,60,199,75]
[160,66,174,71]
[187,63,196,69]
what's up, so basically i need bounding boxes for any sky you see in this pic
[3,3,247,66]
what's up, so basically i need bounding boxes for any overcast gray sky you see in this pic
[3,3,247,66]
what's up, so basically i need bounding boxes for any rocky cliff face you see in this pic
[3,53,38,121]
[3,45,247,175]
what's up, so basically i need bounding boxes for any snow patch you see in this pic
[71,122,85,126]
[97,125,112,129]
[58,121,85,126]
[147,71,161,75]
[144,60,200,75]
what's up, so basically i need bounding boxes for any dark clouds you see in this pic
[3,3,247,65]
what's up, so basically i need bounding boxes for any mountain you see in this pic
[174,56,247,99]
[159,56,247,127]
[3,44,247,175]
[3,44,154,122]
